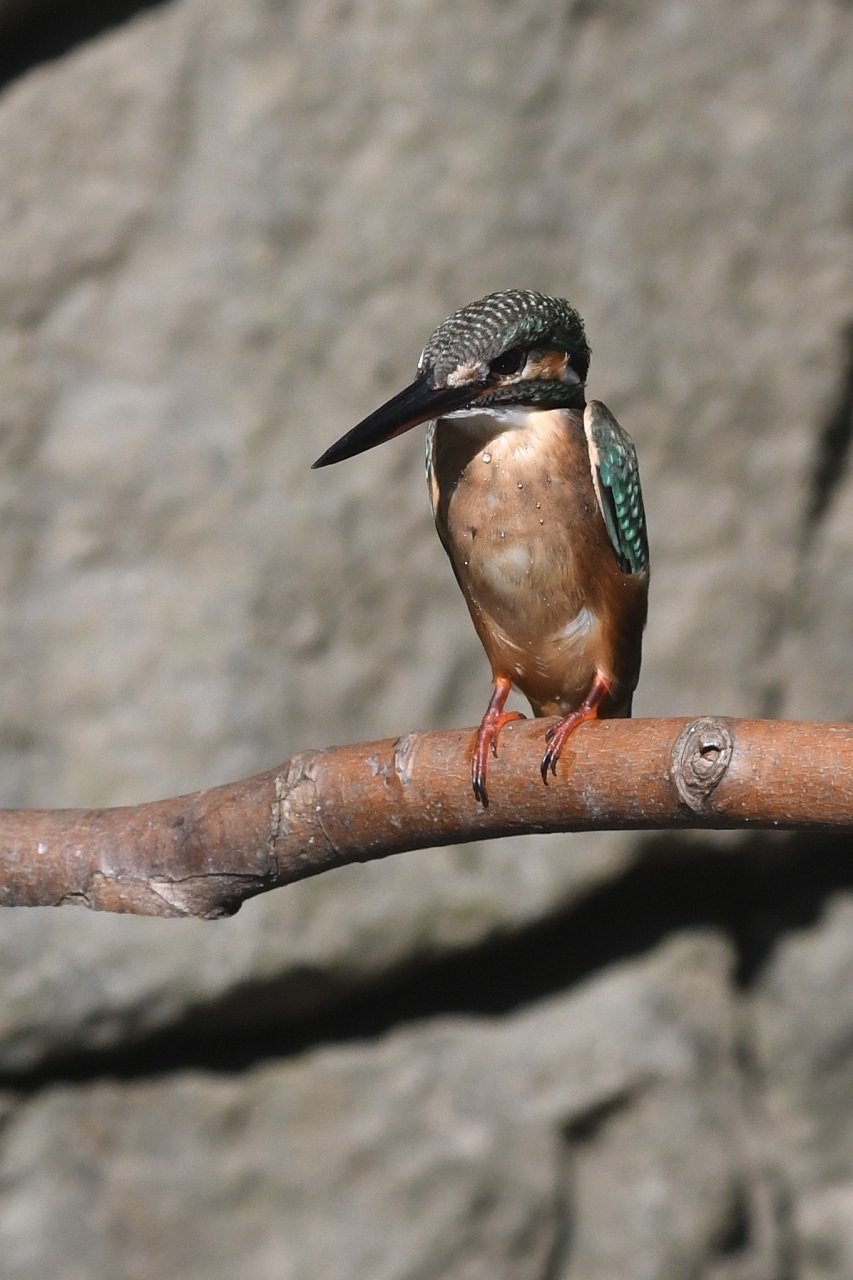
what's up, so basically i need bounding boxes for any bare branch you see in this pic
[0,717,850,918]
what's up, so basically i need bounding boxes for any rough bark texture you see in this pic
[1,717,851,918]
[0,0,852,1276]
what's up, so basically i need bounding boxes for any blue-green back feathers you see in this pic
[584,401,649,577]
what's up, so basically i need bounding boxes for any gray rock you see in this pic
[0,936,748,1280]
[778,440,853,723]
[0,0,850,1067]
[0,839,623,1072]
[796,1183,853,1280]
[0,2,851,1274]
[752,893,853,1277]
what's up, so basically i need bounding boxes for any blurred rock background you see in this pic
[0,0,851,1275]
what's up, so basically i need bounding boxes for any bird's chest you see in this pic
[452,462,564,602]
[430,416,599,621]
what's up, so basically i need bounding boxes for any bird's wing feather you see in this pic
[583,400,649,576]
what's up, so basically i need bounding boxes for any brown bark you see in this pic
[0,716,850,918]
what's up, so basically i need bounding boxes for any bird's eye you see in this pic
[488,348,527,378]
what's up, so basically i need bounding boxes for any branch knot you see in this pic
[670,717,734,812]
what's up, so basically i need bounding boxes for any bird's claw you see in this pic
[471,709,526,807]
[539,709,593,784]
[539,745,559,784]
[538,673,611,785]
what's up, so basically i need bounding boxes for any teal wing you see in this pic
[583,400,649,576]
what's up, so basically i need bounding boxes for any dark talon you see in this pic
[472,769,489,808]
[540,746,559,783]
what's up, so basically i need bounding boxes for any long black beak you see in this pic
[312,373,484,468]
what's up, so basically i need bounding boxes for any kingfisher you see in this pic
[313,289,649,806]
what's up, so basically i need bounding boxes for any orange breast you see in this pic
[428,408,648,717]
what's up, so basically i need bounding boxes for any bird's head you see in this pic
[313,289,590,468]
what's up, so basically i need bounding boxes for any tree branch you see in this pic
[0,717,850,918]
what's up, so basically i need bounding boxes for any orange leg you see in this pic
[472,675,526,807]
[540,672,611,783]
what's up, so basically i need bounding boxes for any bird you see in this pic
[313,289,649,806]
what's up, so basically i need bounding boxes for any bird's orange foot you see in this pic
[472,711,526,806]
[472,676,526,806]
[540,672,611,783]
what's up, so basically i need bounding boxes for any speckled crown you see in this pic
[418,289,590,384]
